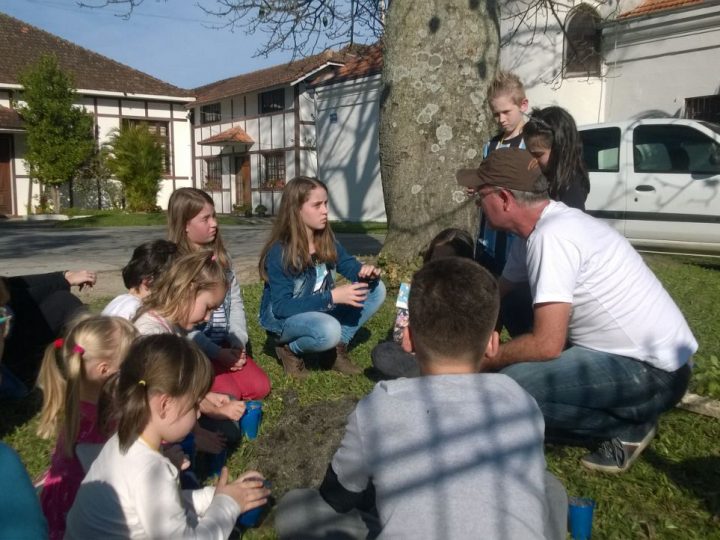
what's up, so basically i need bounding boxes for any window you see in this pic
[581,127,620,172]
[261,152,286,189]
[564,6,601,78]
[200,103,221,124]
[685,95,720,124]
[123,119,170,173]
[259,88,285,114]
[633,125,720,175]
[204,158,222,190]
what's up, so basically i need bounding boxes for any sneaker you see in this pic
[581,426,657,473]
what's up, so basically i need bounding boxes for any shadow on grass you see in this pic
[643,449,720,517]
[0,390,43,439]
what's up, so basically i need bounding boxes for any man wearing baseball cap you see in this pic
[456,148,697,473]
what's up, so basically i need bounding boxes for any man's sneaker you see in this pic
[581,425,657,473]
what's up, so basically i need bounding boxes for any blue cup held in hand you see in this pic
[240,400,263,440]
[237,479,271,529]
[568,497,595,540]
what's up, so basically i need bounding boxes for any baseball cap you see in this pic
[456,147,546,192]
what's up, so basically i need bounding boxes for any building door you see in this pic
[0,135,12,215]
[235,156,251,207]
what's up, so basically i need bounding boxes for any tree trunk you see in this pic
[379,0,500,266]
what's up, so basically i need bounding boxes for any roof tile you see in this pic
[619,0,704,19]
[0,12,189,97]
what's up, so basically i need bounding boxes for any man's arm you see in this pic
[482,302,571,371]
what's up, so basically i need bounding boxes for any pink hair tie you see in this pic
[72,345,85,355]
[211,254,217,262]
[53,338,64,349]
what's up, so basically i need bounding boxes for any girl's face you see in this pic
[299,188,329,234]
[526,138,552,173]
[185,202,218,248]
[183,284,226,330]
[159,396,200,444]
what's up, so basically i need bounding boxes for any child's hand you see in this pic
[64,270,97,290]
[332,282,369,308]
[357,264,381,281]
[217,399,246,422]
[162,444,190,471]
[215,469,270,513]
[193,425,226,454]
[216,348,247,371]
[201,392,230,414]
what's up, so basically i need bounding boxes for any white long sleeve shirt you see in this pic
[65,434,239,539]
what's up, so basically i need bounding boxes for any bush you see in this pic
[105,125,164,212]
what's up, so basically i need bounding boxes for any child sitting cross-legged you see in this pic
[276,257,568,540]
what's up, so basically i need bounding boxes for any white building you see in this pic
[500,0,720,125]
[189,45,384,221]
[0,12,194,217]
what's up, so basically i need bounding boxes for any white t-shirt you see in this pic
[65,435,239,539]
[503,201,697,371]
[102,294,142,320]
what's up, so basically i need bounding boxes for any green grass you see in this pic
[1,253,719,539]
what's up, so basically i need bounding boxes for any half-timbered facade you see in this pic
[0,12,193,216]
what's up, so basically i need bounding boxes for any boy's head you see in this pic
[423,228,474,263]
[487,71,528,139]
[403,258,499,373]
[122,240,178,293]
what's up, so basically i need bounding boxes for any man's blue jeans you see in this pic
[501,346,691,442]
[279,280,386,355]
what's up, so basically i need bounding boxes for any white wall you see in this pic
[499,0,605,125]
[10,93,192,216]
[315,74,385,222]
[603,4,720,121]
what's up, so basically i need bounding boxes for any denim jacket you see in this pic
[259,241,362,334]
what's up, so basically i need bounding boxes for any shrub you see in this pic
[105,125,164,212]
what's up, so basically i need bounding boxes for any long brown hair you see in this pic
[167,187,230,268]
[258,176,337,281]
[136,250,228,326]
[112,334,212,453]
[36,315,137,456]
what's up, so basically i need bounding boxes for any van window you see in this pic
[633,125,720,174]
[580,127,620,172]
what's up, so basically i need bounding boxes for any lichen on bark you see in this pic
[379,0,500,266]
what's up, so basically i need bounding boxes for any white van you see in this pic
[579,118,720,254]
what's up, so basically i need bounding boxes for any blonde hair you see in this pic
[167,187,230,268]
[137,250,228,326]
[258,176,337,282]
[487,71,526,105]
[36,315,137,456]
[113,334,213,452]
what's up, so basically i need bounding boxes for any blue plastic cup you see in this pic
[237,479,271,528]
[237,505,264,528]
[207,448,227,478]
[568,497,595,540]
[240,400,263,440]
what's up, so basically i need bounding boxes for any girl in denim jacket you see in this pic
[258,177,386,377]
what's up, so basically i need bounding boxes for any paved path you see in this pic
[0,222,385,276]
